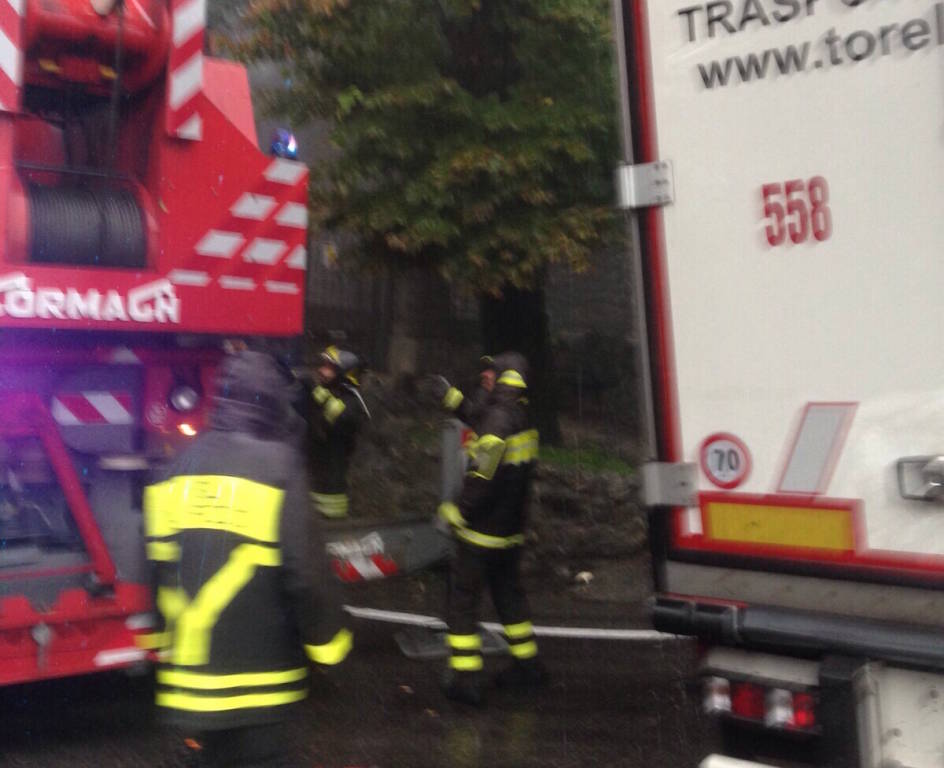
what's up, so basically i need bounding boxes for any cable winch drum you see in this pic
[27,183,148,269]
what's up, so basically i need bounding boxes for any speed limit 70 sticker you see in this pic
[700,433,751,490]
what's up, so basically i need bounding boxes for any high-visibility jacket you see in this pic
[142,426,351,731]
[440,381,539,548]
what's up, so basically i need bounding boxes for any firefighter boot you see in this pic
[441,669,485,706]
[494,657,548,689]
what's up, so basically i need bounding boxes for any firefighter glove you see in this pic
[429,375,464,411]
[438,501,466,529]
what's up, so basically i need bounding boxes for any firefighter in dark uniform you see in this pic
[437,351,546,706]
[434,355,497,431]
[304,346,369,519]
[141,351,352,767]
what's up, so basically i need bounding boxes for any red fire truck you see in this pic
[0,0,308,686]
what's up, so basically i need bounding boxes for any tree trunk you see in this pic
[480,284,561,445]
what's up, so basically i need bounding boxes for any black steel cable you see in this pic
[28,184,146,268]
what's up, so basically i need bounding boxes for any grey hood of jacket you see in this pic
[211,351,302,440]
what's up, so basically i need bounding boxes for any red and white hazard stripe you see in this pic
[332,554,400,583]
[166,0,205,140]
[0,0,24,113]
[51,392,134,426]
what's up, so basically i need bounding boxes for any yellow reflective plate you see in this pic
[703,498,855,552]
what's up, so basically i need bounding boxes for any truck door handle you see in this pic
[896,456,944,502]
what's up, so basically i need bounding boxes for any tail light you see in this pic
[792,691,816,729]
[703,676,818,732]
[731,681,766,720]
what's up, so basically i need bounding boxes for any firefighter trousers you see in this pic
[445,541,539,673]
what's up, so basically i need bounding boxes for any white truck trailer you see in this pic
[612,1,944,766]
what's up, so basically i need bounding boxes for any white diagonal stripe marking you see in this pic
[350,556,384,580]
[275,202,308,229]
[84,392,134,425]
[265,281,300,295]
[168,269,211,286]
[243,238,286,265]
[264,159,306,186]
[50,398,81,426]
[195,230,244,258]
[172,0,205,46]
[169,52,202,109]
[231,193,278,221]
[285,245,307,270]
[0,29,22,86]
[219,276,256,291]
[176,114,202,140]
[6,0,24,17]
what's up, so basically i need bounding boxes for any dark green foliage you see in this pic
[235,0,620,296]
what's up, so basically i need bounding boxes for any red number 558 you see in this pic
[762,176,832,246]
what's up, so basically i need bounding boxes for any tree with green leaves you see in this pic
[236,0,620,442]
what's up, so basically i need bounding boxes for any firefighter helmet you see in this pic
[320,346,362,386]
[492,351,529,389]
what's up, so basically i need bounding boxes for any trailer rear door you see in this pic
[629,0,944,628]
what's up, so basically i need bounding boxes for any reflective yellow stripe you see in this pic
[144,480,175,539]
[157,587,188,624]
[313,492,349,518]
[443,387,464,411]
[323,346,341,365]
[174,545,281,667]
[324,396,346,424]
[158,667,308,690]
[457,528,525,549]
[447,633,482,651]
[503,621,533,640]
[157,689,307,713]
[145,476,284,544]
[450,655,484,671]
[469,434,505,480]
[509,640,538,659]
[147,540,181,562]
[135,631,170,650]
[503,429,539,465]
[306,628,353,666]
[438,501,466,528]
[497,370,527,388]
[312,385,330,405]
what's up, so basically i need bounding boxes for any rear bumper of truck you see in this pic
[0,582,152,686]
[670,598,944,768]
[653,595,944,672]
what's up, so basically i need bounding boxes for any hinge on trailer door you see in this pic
[615,161,674,209]
[641,462,697,507]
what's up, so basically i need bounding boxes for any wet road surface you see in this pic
[0,617,711,767]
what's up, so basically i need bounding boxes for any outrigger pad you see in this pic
[394,627,508,660]
[325,519,455,583]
